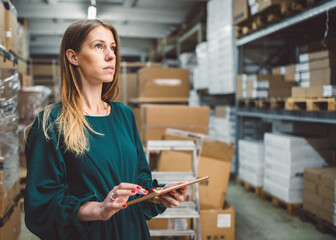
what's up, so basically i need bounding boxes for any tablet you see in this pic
[127,176,209,206]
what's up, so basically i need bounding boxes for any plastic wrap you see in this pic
[0,69,19,114]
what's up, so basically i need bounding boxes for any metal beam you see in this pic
[14,2,186,24]
[28,21,170,39]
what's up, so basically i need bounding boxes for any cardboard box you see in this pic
[318,184,334,202]
[233,0,250,25]
[303,178,318,194]
[215,106,226,118]
[317,207,333,224]
[304,168,322,183]
[138,68,189,98]
[157,151,192,172]
[200,203,235,240]
[268,78,296,98]
[0,0,5,46]
[0,201,21,240]
[303,190,323,207]
[309,57,336,70]
[303,198,319,215]
[140,105,209,142]
[236,75,243,99]
[4,0,17,54]
[309,50,336,61]
[0,180,20,219]
[310,68,336,86]
[284,64,296,82]
[147,218,190,231]
[198,140,235,209]
[32,64,55,76]
[258,0,292,12]
[291,86,328,98]
[18,73,32,87]
[320,168,336,189]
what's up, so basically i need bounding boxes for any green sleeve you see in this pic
[130,110,166,220]
[24,113,97,240]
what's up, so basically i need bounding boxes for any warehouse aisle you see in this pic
[226,181,336,240]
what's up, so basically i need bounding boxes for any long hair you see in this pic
[26,19,121,155]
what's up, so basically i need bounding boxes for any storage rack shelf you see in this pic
[237,108,336,124]
[235,0,336,176]
[236,0,336,46]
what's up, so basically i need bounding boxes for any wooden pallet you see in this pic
[236,178,263,197]
[260,190,302,216]
[299,208,336,237]
[19,168,27,196]
[238,98,258,108]
[236,2,304,38]
[19,198,24,212]
[256,98,286,109]
[285,97,336,111]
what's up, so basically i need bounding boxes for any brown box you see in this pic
[4,0,17,54]
[303,178,318,194]
[304,168,322,183]
[138,68,189,98]
[233,0,250,25]
[32,64,55,76]
[291,86,324,98]
[0,0,5,46]
[303,190,323,208]
[310,68,336,86]
[309,58,336,70]
[303,199,319,216]
[268,78,296,98]
[0,201,21,240]
[200,203,235,240]
[309,50,336,61]
[140,105,209,142]
[19,73,32,87]
[284,64,296,82]
[236,75,243,99]
[198,140,235,209]
[157,151,191,172]
[215,106,226,118]
[318,184,334,202]
[317,207,333,224]
[320,168,336,189]
[17,59,28,75]
[147,218,191,231]
[17,20,29,59]
[0,180,20,219]
[258,0,292,12]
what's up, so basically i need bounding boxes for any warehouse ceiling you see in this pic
[12,0,205,59]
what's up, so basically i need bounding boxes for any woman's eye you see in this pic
[110,46,116,52]
[95,44,103,49]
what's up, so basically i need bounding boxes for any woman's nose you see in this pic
[105,49,115,61]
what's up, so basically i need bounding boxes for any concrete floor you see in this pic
[20,180,336,239]
[226,180,336,240]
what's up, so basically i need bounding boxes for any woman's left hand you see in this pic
[154,182,187,208]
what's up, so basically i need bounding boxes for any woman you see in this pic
[24,19,186,240]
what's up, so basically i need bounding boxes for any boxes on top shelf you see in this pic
[291,85,336,98]
[0,0,5,46]
[139,105,209,143]
[138,67,190,98]
[233,0,250,25]
[4,0,17,55]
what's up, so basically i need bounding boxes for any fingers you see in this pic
[158,191,184,208]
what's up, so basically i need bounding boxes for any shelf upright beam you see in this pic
[236,0,336,46]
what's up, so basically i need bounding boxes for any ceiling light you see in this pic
[87,5,97,19]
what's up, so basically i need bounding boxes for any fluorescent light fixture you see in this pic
[87,5,97,19]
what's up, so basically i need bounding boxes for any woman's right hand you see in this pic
[99,183,149,221]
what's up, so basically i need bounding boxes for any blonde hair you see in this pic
[26,19,120,155]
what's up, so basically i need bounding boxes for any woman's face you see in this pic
[75,25,116,86]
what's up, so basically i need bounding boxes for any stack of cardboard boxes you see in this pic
[2,0,31,88]
[0,68,21,240]
[263,133,332,203]
[149,129,236,240]
[291,49,336,98]
[236,74,297,100]
[303,167,336,225]
[31,59,60,102]
[238,139,264,187]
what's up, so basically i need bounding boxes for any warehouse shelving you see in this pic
[236,0,336,46]
[235,0,336,175]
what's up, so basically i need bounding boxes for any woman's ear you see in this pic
[66,49,79,66]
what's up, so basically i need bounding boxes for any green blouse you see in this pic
[24,102,166,240]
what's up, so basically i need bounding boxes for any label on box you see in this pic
[217,214,231,228]
[174,218,188,231]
